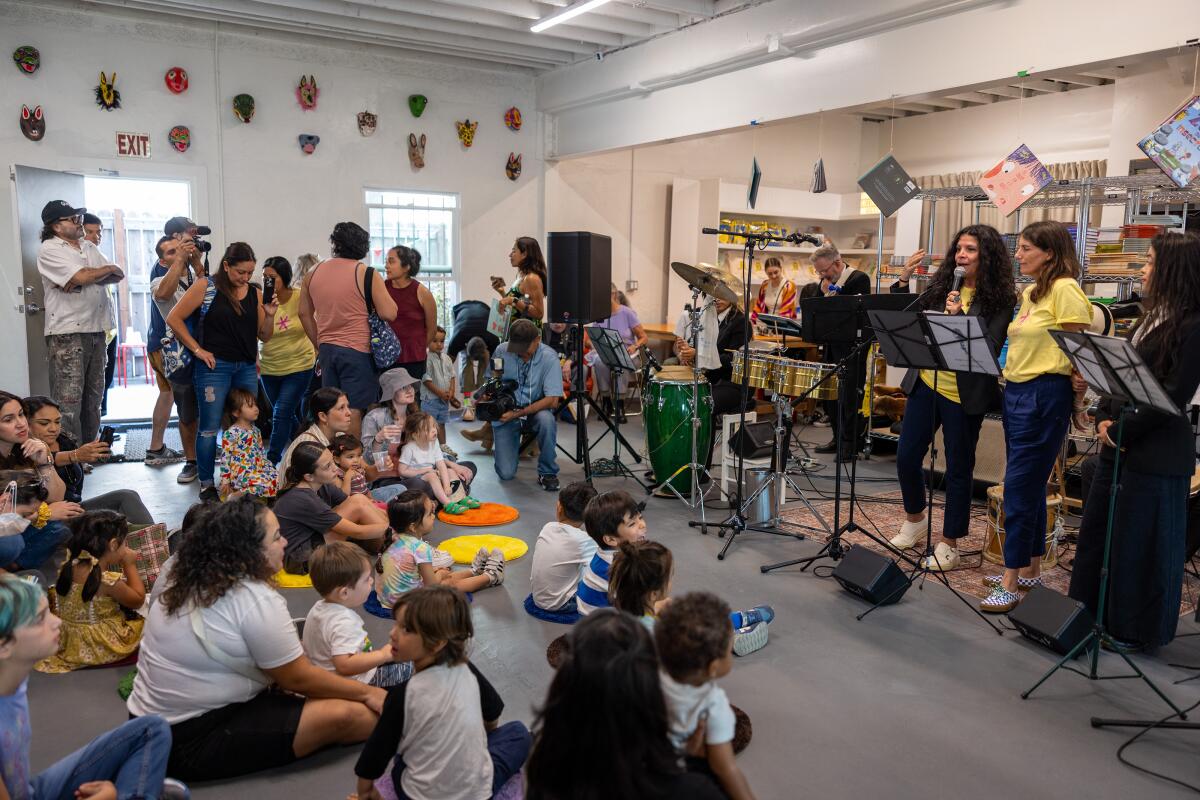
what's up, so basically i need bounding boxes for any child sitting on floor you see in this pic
[398,412,474,515]
[352,586,531,800]
[219,387,277,499]
[37,510,145,673]
[608,540,674,629]
[655,592,758,800]
[302,542,412,687]
[329,433,371,497]
[576,490,647,616]
[376,490,503,610]
[528,481,598,615]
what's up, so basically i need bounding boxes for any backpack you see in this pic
[160,280,217,381]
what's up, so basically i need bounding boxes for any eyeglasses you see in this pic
[56,215,83,225]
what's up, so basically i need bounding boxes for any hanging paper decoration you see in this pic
[168,125,190,152]
[164,67,188,94]
[506,153,522,181]
[296,75,318,111]
[357,111,377,137]
[456,119,478,148]
[408,133,426,169]
[811,157,827,194]
[298,134,320,154]
[12,46,39,75]
[504,107,522,131]
[976,143,1052,216]
[233,93,255,123]
[20,105,45,142]
[408,94,427,117]
[95,72,120,111]
[1137,96,1200,188]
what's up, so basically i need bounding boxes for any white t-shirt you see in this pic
[400,440,443,470]
[673,300,722,371]
[399,664,492,800]
[659,671,736,751]
[530,521,596,611]
[127,580,303,724]
[36,237,116,336]
[302,599,375,684]
[149,267,194,323]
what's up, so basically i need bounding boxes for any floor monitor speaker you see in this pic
[1008,585,1093,655]
[547,231,612,324]
[728,421,775,460]
[832,545,909,606]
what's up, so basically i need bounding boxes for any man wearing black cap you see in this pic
[36,200,124,443]
[491,318,562,490]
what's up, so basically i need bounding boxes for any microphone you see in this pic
[640,345,662,372]
[950,266,966,295]
[787,231,824,247]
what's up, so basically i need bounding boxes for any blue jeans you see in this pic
[492,410,558,480]
[15,520,70,571]
[261,369,314,463]
[1001,374,1072,568]
[194,359,258,484]
[31,715,173,800]
[895,380,984,540]
[420,395,450,424]
[391,720,531,799]
[0,531,25,568]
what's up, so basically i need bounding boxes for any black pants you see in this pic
[823,344,868,451]
[101,335,118,416]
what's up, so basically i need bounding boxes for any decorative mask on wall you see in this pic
[20,105,45,141]
[12,46,39,75]
[168,125,190,152]
[357,111,377,137]
[408,94,427,117]
[296,75,318,110]
[95,72,120,111]
[233,93,255,123]
[506,152,522,181]
[456,119,478,148]
[408,133,426,169]
[504,107,522,131]
[164,67,188,94]
[299,134,320,154]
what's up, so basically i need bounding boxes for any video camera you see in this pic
[472,377,519,422]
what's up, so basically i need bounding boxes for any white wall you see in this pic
[0,0,542,391]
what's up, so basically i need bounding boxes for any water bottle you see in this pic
[730,605,774,630]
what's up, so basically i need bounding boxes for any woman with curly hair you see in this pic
[127,497,385,782]
[888,225,1016,571]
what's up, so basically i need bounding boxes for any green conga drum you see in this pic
[644,366,712,494]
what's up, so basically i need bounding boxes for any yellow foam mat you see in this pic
[438,534,528,564]
[273,570,313,589]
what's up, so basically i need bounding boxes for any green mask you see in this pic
[408,94,428,118]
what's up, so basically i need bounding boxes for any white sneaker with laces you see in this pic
[919,541,961,571]
[889,517,928,550]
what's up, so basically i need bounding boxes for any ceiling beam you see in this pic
[1075,66,1129,80]
[945,91,999,104]
[1018,78,1069,93]
[1036,72,1109,87]
[636,0,717,16]
[919,97,967,109]
[977,85,1025,98]
[893,102,939,113]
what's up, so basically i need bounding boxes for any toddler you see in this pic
[398,412,476,514]
[421,326,461,457]
[459,336,490,422]
[219,387,277,499]
[376,490,503,610]
[329,433,370,497]
[38,510,144,673]
[655,592,757,800]
[302,542,412,687]
[607,539,674,630]
[352,586,531,800]
[576,490,647,616]
[528,481,598,614]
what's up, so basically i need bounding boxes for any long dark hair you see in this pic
[1134,231,1200,375]
[280,441,327,494]
[0,469,48,508]
[213,242,256,315]
[608,540,673,617]
[918,224,1015,320]
[1020,221,1081,304]
[56,510,126,603]
[514,236,547,292]
[525,610,686,800]
[0,393,34,469]
[161,497,275,613]
[390,245,422,278]
[307,387,346,427]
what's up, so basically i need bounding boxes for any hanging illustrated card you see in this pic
[857,154,918,218]
[1137,95,1200,189]
[976,143,1052,215]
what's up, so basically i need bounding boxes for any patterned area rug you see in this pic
[782,489,1199,616]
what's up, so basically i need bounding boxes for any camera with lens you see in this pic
[472,377,519,422]
[191,225,213,254]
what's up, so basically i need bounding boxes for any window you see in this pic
[365,190,459,328]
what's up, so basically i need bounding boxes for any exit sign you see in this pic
[116,131,151,158]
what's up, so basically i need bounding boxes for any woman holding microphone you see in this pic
[887,226,1016,571]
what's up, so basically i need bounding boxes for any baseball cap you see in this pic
[506,319,539,355]
[378,367,420,401]
[164,216,196,236]
[41,200,86,225]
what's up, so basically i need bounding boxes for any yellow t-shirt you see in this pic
[919,287,975,404]
[258,289,316,376]
[1002,277,1092,384]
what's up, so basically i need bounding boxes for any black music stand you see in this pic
[586,325,649,490]
[1023,331,1187,719]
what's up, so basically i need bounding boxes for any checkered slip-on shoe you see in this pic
[979,586,1021,613]
[982,574,1042,592]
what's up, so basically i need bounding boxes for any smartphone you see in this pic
[262,275,275,306]
[98,426,116,446]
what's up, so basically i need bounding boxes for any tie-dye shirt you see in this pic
[377,535,436,608]
[0,679,32,799]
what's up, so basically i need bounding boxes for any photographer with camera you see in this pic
[485,319,562,490]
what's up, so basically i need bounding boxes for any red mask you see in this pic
[164,67,188,95]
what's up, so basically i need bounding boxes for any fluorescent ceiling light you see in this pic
[531,0,613,33]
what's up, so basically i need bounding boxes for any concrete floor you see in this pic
[27,418,1200,798]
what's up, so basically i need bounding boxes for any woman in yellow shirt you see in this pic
[982,221,1092,613]
[258,256,317,463]
[888,226,1016,571]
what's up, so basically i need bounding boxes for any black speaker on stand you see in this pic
[547,231,612,324]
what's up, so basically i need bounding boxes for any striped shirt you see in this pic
[575,547,615,616]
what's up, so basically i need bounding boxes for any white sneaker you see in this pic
[919,542,961,571]
[889,517,927,549]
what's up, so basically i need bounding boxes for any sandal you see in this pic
[461,496,482,510]
[443,501,469,515]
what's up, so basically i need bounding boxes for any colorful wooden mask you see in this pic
[456,119,478,148]
[95,72,120,111]
[357,111,377,137]
[12,46,39,75]
[408,133,426,169]
[299,134,320,154]
[164,67,188,94]
[504,107,522,131]
[296,75,318,110]
[168,125,190,152]
[408,94,427,117]
[233,93,255,123]
[506,153,522,181]
[20,105,45,141]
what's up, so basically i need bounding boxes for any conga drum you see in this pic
[983,484,1061,569]
[643,366,713,494]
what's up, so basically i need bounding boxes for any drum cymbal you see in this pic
[671,261,739,305]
